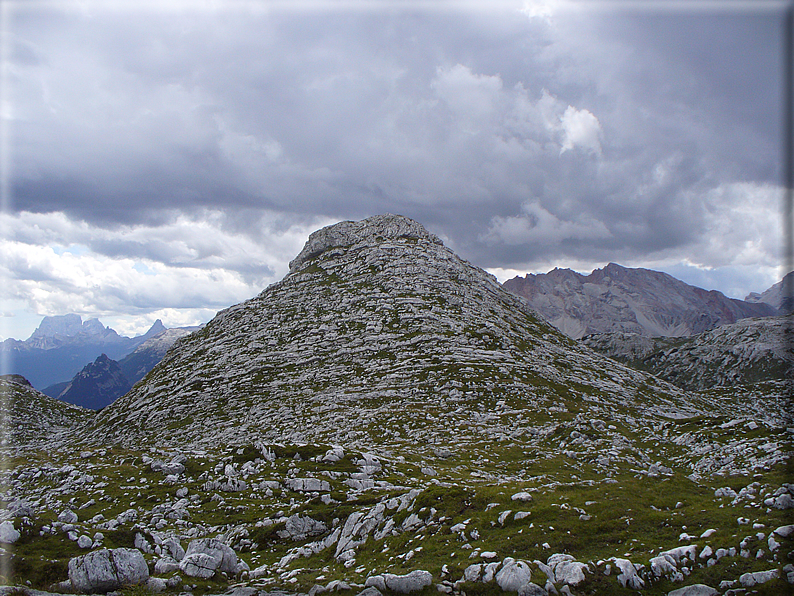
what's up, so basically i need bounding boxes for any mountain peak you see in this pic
[141,319,167,338]
[503,263,776,338]
[57,353,131,410]
[288,214,442,272]
[86,215,699,449]
[28,314,85,340]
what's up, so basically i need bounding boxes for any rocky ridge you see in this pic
[502,264,776,339]
[0,376,92,453]
[745,271,794,314]
[118,326,201,387]
[54,354,133,411]
[2,316,167,390]
[582,315,793,391]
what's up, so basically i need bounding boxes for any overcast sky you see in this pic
[1,0,790,340]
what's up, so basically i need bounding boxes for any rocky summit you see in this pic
[85,214,696,449]
[1,215,792,596]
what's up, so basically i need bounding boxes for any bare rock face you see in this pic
[119,327,199,386]
[288,214,442,272]
[745,271,794,314]
[180,537,238,577]
[503,263,776,339]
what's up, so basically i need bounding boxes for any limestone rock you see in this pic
[495,558,533,592]
[548,554,587,586]
[287,478,331,492]
[667,585,718,596]
[739,569,779,587]
[382,570,433,594]
[68,548,148,593]
[612,558,644,590]
[0,520,20,544]
[279,514,328,541]
[518,584,548,596]
[179,552,218,579]
[181,537,238,576]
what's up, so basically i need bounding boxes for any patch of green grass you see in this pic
[6,557,69,590]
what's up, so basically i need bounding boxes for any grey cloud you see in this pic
[8,3,786,302]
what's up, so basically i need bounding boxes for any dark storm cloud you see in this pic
[4,0,787,329]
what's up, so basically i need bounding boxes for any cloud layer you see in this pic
[2,0,787,338]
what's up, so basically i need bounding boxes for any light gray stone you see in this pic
[613,558,644,590]
[650,554,677,577]
[518,584,547,596]
[147,577,168,593]
[365,575,387,592]
[154,556,180,574]
[68,548,148,593]
[0,520,20,544]
[548,554,587,586]
[739,569,779,587]
[6,499,36,518]
[383,570,433,594]
[496,558,533,592]
[287,477,332,492]
[463,564,482,583]
[183,537,237,574]
[483,562,501,584]
[279,514,328,540]
[179,552,218,579]
[774,524,794,538]
[667,584,718,596]
[161,536,185,561]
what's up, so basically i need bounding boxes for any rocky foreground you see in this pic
[1,379,792,596]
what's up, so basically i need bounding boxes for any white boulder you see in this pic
[667,585,718,596]
[380,570,433,593]
[180,553,218,579]
[495,558,533,592]
[613,558,644,590]
[548,554,588,586]
[68,548,148,593]
[739,569,779,587]
[180,537,238,577]
[0,520,20,544]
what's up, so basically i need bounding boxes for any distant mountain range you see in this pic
[42,325,199,410]
[0,315,166,389]
[502,263,779,339]
[5,254,788,412]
